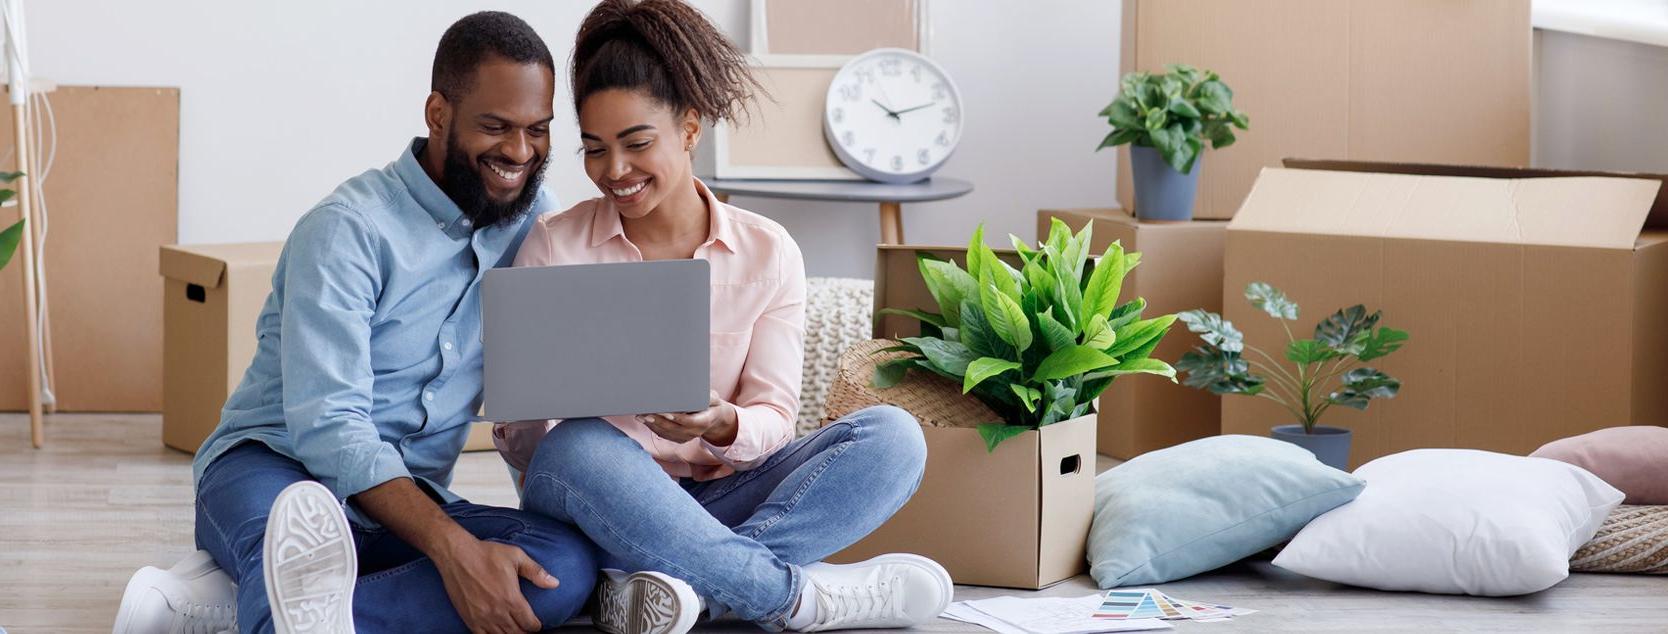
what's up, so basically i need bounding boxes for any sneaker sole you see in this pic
[594,571,699,634]
[112,567,166,634]
[263,481,357,634]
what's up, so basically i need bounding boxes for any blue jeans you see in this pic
[521,405,927,625]
[195,442,599,634]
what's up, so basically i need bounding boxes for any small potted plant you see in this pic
[0,171,26,271]
[1095,64,1248,221]
[1174,283,1408,469]
[874,218,1179,451]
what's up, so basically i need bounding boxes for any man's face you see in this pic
[429,56,555,227]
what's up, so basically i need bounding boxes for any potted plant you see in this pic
[0,171,25,271]
[1174,283,1408,469]
[1095,64,1248,221]
[873,217,1179,451]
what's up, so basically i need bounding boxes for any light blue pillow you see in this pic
[1089,434,1364,588]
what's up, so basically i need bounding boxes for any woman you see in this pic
[493,1,951,633]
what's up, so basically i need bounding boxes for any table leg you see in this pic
[879,201,904,244]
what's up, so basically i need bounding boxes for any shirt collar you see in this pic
[394,137,472,234]
[590,177,736,253]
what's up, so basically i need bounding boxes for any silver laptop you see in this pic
[482,260,710,422]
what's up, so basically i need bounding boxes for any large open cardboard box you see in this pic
[1038,209,1225,459]
[838,245,1094,589]
[1222,161,1668,467]
[1116,0,1530,220]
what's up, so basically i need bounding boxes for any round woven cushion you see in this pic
[1571,505,1668,574]
[798,278,876,436]
[823,338,997,429]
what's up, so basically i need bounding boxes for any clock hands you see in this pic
[870,98,901,120]
[891,102,935,116]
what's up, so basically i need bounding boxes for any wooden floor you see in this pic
[4,414,1667,633]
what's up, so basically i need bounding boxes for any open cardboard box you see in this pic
[829,245,1095,589]
[1038,209,1226,459]
[1222,160,1668,467]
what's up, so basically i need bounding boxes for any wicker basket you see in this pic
[823,339,1000,429]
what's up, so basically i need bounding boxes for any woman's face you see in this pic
[577,88,699,220]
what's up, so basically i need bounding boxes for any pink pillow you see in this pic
[1531,426,1668,504]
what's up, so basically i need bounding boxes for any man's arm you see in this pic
[278,206,553,633]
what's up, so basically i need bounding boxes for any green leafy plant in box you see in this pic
[1175,283,1409,433]
[0,171,26,272]
[1095,64,1248,174]
[872,218,1179,451]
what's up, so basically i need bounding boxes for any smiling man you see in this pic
[113,12,597,634]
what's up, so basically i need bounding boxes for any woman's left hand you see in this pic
[639,390,739,446]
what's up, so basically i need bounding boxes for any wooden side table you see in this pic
[707,177,974,244]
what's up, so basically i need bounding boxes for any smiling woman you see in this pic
[488,1,954,633]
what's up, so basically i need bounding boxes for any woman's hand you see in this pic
[639,390,738,446]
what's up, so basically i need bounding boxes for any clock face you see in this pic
[824,48,963,184]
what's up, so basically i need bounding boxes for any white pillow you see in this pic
[1271,448,1623,596]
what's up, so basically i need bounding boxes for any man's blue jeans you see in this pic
[520,405,928,625]
[195,442,599,634]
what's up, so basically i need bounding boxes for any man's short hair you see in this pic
[431,11,555,100]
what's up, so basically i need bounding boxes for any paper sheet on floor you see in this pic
[1093,589,1257,622]
[942,594,1171,634]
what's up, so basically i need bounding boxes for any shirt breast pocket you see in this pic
[709,329,753,398]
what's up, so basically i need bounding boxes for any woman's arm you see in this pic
[701,235,807,469]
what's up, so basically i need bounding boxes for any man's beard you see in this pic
[438,130,546,229]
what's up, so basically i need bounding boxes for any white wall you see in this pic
[23,0,1119,278]
[1533,29,1668,173]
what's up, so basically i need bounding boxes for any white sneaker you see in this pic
[793,554,952,631]
[593,569,701,634]
[263,481,357,634]
[113,550,238,634]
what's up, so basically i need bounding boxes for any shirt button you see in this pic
[436,222,445,229]
[461,218,472,226]
[442,341,453,351]
[424,391,435,401]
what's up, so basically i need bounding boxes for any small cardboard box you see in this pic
[1038,208,1226,459]
[843,245,1095,589]
[1223,162,1668,467]
[160,243,283,453]
[1116,0,1530,219]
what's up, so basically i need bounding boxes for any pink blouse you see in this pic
[492,179,806,481]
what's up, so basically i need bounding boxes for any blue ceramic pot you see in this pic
[1129,145,1201,221]
[1270,424,1352,471]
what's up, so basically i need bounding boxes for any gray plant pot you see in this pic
[1128,145,1201,221]
[1270,424,1352,471]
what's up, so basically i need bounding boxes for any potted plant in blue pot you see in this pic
[1173,283,1407,469]
[1095,64,1247,221]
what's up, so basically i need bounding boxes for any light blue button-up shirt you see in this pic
[192,138,547,519]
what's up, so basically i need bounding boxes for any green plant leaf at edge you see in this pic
[1033,345,1118,382]
[1244,282,1299,320]
[963,357,1022,394]
[1357,327,1409,362]
[978,422,1032,453]
[871,357,915,388]
[0,218,23,271]
[876,307,946,329]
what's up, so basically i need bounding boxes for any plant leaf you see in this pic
[0,218,23,271]
[1037,310,1076,352]
[1328,367,1401,409]
[1080,241,1127,320]
[1244,282,1298,320]
[980,282,1033,353]
[977,422,1032,453]
[1010,383,1042,412]
[1107,297,1146,331]
[1285,339,1340,364]
[959,299,1007,359]
[1092,357,1176,381]
[1104,314,1176,360]
[1315,305,1381,355]
[871,357,916,388]
[1082,313,1114,349]
[1356,327,1409,362]
[1033,345,1118,382]
[876,307,946,329]
[901,336,978,377]
[1175,347,1265,395]
[918,256,977,328]
[965,224,988,288]
[1177,309,1243,353]
[964,357,1022,393]
[0,170,23,182]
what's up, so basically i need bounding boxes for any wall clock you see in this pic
[823,48,963,184]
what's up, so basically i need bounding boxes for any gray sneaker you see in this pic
[594,569,701,634]
[262,481,356,634]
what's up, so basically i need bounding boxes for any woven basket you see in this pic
[823,339,1000,429]
[1571,504,1668,574]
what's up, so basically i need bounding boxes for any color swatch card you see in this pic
[1093,589,1256,623]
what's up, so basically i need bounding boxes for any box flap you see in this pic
[1231,168,1658,250]
[1285,158,1668,229]
[159,242,284,288]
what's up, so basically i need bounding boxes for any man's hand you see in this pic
[639,390,738,446]
[353,478,557,633]
[433,537,559,634]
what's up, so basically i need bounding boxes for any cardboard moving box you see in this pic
[1116,0,1530,220]
[1223,163,1668,467]
[1038,209,1225,459]
[847,245,1094,588]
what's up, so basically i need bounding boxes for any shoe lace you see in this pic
[178,599,237,634]
[809,572,903,630]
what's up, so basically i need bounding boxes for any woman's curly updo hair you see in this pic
[571,0,765,123]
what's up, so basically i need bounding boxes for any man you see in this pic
[114,12,596,634]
